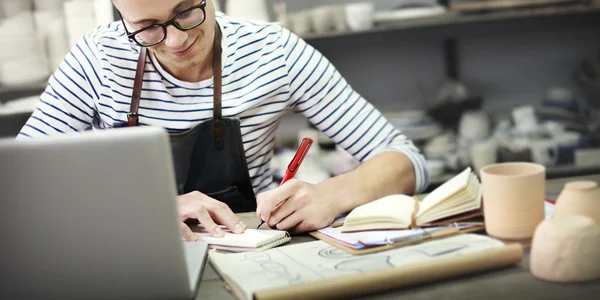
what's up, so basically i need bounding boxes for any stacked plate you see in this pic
[33,0,69,73]
[64,0,98,47]
[0,10,51,86]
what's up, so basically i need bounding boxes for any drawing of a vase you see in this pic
[335,256,393,273]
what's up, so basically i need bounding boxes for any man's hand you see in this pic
[255,179,339,234]
[177,191,247,241]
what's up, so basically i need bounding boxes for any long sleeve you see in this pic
[281,28,430,193]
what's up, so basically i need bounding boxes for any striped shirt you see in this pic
[18,13,430,194]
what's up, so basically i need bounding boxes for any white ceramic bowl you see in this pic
[345,2,374,31]
[426,159,446,177]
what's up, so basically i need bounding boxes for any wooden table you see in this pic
[195,175,600,300]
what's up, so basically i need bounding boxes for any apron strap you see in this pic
[128,47,147,127]
[212,23,224,150]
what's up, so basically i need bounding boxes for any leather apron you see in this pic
[114,23,257,213]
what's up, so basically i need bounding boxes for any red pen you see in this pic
[257,137,314,229]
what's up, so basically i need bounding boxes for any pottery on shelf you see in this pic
[226,0,270,22]
[555,181,600,224]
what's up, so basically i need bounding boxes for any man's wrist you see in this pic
[316,171,373,216]
[316,151,418,215]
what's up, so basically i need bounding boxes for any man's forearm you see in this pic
[317,151,417,215]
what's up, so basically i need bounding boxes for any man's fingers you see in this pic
[179,222,200,242]
[255,191,270,218]
[268,199,297,227]
[194,206,225,237]
[288,220,320,235]
[257,180,299,222]
[275,211,303,232]
[209,202,246,234]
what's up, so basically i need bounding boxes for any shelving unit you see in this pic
[298,2,600,102]
[2,2,598,102]
[294,1,600,190]
[301,2,600,41]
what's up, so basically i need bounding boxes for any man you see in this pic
[19,0,429,240]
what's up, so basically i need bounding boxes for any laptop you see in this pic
[0,127,208,300]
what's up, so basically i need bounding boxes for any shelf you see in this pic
[0,82,47,95]
[546,163,600,179]
[301,3,600,41]
[0,82,46,104]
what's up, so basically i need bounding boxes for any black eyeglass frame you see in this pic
[120,0,207,47]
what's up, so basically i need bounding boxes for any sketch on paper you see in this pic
[243,252,304,284]
[318,247,353,259]
[335,256,393,273]
[209,234,506,300]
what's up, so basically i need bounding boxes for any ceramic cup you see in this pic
[289,10,312,35]
[470,139,498,175]
[529,138,558,166]
[459,110,490,142]
[344,2,374,31]
[330,5,348,32]
[512,105,539,133]
[481,162,546,239]
[311,5,335,33]
[555,181,600,224]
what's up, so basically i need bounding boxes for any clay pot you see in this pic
[555,181,600,223]
[530,215,600,283]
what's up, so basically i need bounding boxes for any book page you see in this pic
[417,168,473,216]
[210,234,505,300]
[342,194,415,231]
[417,176,482,225]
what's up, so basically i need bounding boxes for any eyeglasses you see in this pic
[121,0,207,47]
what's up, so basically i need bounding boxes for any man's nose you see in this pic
[163,25,187,49]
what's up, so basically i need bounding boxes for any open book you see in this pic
[192,227,291,252]
[341,167,482,232]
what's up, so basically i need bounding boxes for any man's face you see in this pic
[114,0,216,72]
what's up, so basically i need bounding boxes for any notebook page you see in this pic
[193,228,289,249]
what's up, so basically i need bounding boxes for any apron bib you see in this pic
[114,23,257,212]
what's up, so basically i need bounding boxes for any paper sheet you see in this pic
[545,201,555,219]
[317,224,478,248]
[210,234,505,300]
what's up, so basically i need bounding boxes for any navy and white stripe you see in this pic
[19,13,430,194]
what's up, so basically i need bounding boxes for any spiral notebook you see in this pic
[192,226,291,252]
